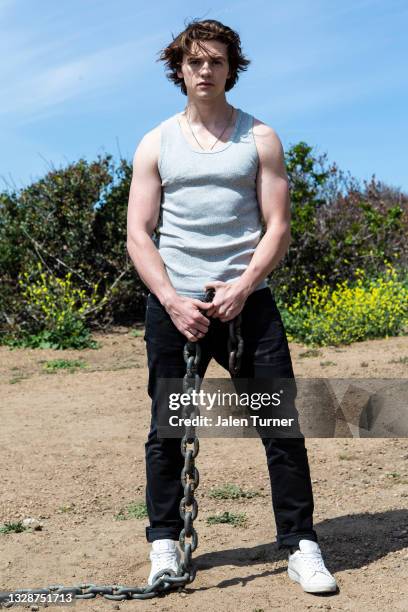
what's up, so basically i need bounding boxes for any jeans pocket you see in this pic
[144,297,173,343]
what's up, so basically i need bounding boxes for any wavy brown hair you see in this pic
[157,19,251,96]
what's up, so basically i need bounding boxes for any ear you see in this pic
[176,63,183,80]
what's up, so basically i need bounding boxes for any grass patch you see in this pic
[385,472,408,485]
[388,356,408,365]
[320,360,337,367]
[338,453,359,460]
[108,362,142,371]
[208,483,260,500]
[9,374,30,384]
[0,521,27,534]
[59,503,75,513]
[206,511,248,527]
[130,329,144,338]
[43,358,87,373]
[299,349,322,358]
[115,501,148,521]
[5,331,99,351]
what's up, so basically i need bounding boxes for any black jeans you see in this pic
[143,287,318,549]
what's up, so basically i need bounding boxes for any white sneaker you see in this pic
[148,539,181,586]
[288,539,337,593]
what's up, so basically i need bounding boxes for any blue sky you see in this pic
[1,0,407,193]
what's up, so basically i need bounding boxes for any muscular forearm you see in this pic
[236,225,290,296]
[126,232,177,308]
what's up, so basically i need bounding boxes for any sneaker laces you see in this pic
[297,551,329,575]
[151,550,177,568]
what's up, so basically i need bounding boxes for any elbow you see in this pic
[127,228,143,247]
[127,227,152,254]
[126,233,134,252]
[265,222,291,245]
[126,233,141,256]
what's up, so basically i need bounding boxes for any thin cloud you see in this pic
[0,34,164,123]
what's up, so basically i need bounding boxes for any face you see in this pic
[176,40,231,97]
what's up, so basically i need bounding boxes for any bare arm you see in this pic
[126,127,212,340]
[205,120,291,321]
[236,119,291,295]
[126,127,177,307]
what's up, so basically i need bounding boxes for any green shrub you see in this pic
[3,262,105,349]
[280,264,408,346]
[271,143,407,302]
[0,155,146,341]
[1,145,406,340]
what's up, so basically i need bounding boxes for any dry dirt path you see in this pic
[1,331,408,611]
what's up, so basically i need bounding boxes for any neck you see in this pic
[184,95,232,127]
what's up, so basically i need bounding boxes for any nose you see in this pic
[200,61,212,75]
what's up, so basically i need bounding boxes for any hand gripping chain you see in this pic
[0,288,244,606]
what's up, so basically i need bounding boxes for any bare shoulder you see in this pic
[252,117,287,176]
[252,118,284,156]
[132,124,161,169]
[132,112,181,169]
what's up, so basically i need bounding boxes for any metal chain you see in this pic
[228,314,244,377]
[0,288,244,607]
[176,287,215,586]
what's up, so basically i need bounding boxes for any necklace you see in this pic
[183,104,235,151]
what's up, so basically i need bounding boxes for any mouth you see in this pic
[197,82,214,87]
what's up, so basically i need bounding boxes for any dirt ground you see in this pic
[1,329,408,612]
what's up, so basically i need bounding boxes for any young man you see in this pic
[127,19,337,594]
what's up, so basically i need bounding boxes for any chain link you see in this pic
[0,287,244,607]
[176,287,215,583]
[228,313,244,377]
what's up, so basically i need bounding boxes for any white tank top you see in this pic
[154,107,267,299]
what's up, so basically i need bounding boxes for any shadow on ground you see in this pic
[191,509,408,594]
